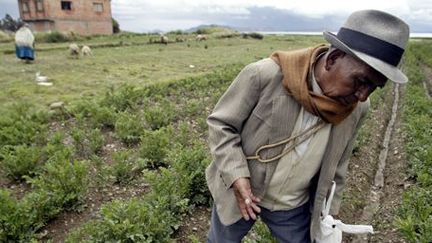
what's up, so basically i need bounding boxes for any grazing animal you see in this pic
[69,43,79,58]
[81,45,92,56]
[35,72,48,82]
[196,34,208,41]
[160,35,169,45]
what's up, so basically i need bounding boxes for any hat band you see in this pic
[337,27,403,66]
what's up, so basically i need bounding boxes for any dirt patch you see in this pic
[369,93,410,242]
[339,86,395,227]
[0,176,31,200]
[174,206,212,242]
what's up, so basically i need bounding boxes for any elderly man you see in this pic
[206,9,409,242]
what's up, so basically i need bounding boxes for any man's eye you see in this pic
[358,78,367,84]
[354,78,365,87]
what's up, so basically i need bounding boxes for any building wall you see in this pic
[18,0,113,35]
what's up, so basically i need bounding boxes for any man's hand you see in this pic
[232,177,261,221]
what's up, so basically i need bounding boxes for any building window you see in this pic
[36,0,44,11]
[22,2,30,12]
[93,2,103,12]
[61,1,72,10]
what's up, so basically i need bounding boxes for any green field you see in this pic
[0,32,431,242]
[0,33,322,110]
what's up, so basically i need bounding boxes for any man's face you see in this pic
[322,51,387,106]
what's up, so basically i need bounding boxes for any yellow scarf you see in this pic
[270,45,356,125]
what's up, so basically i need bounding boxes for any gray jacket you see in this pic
[206,57,369,240]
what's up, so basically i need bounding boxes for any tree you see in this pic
[0,14,23,32]
[112,18,120,33]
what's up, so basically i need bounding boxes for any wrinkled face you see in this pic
[321,50,387,106]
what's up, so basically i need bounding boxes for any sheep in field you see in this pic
[81,45,92,56]
[196,34,208,41]
[160,35,169,45]
[69,43,80,58]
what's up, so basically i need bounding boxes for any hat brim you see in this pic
[323,31,408,84]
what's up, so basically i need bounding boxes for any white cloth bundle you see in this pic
[315,181,374,243]
[15,26,34,47]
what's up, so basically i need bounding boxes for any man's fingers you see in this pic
[242,196,261,221]
[246,205,257,220]
[240,204,250,221]
[250,202,261,214]
[232,178,261,221]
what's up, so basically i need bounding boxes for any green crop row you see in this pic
[63,66,243,241]
[66,142,210,243]
[0,64,241,241]
[0,145,89,242]
[395,41,432,242]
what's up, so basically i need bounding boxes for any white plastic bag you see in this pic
[315,181,374,243]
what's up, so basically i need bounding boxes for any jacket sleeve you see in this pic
[207,62,261,189]
[330,99,370,214]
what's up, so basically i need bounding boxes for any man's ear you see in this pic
[325,48,346,71]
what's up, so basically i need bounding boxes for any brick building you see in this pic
[17,0,113,35]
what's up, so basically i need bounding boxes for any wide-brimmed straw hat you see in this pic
[324,10,410,83]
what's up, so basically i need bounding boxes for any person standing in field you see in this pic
[205,9,409,242]
[15,23,35,63]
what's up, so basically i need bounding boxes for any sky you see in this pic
[1,0,432,33]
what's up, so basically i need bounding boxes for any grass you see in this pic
[395,40,432,242]
[0,34,322,111]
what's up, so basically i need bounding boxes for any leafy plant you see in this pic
[0,190,36,242]
[0,145,41,180]
[143,100,176,130]
[0,187,70,242]
[65,198,177,243]
[101,85,143,112]
[27,156,89,210]
[166,143,211,205]
[89,128,105,154]
[111,151,136,185]
[115,112,144,145]
[0,102,48,147]
[138,128,171,168]
[69,100,116,129]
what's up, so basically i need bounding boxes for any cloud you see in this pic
[0,0,20,18]
[109,0,430,32]
[1,0,431,32]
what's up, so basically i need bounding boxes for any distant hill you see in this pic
[185,24,238,33]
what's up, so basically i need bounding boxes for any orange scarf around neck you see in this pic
[270,45,357,125]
